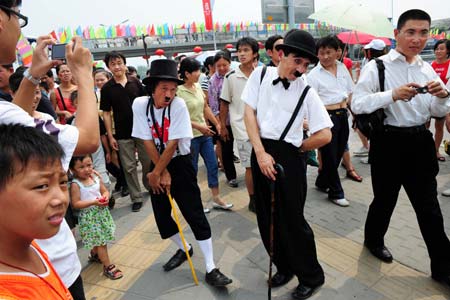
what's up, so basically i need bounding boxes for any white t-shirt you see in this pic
[132,96,193,155]
[0,101,81,287]
[220,67,251,141]
[242,66,333,148]
[0,101,79,171]
[306,61,354,106]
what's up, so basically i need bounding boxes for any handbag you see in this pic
[354,58,386,139]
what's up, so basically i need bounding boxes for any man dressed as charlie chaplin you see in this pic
[243,29,333,299]
[131,59,232,287]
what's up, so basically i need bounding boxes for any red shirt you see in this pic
[431,60,450,84]
[343,57,353,73]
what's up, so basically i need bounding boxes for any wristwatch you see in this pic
[23,69,40,85]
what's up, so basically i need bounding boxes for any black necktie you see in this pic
[272,77,290,90]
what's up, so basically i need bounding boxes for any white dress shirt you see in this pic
[306,61,354,106]
[242,66,333,148]
[352,49,450,127]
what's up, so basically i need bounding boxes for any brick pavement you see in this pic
[76,129,450,300]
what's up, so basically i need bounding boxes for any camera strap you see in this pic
[56,87,68,111]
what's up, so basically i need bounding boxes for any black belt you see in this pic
[384,124,426,134]
[327,108,347,116]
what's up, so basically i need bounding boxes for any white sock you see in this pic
[197,238,216,273]
[170,233,191,252]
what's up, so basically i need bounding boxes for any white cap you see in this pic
[364,39,386,50]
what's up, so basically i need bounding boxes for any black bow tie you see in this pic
[272,77,290,90]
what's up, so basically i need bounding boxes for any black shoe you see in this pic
[364,242,393,263]
[292,282,323,300]
[163,246,193,271]
[432,274,450,289]
[268,272,294,287]
[108,195,116,209]
[131,202,143,212]
[121,186,129,197]
[114,183,122,193]
[205,268,232,287]
[248,198,256,213]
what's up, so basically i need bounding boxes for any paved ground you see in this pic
[76,128,450,300]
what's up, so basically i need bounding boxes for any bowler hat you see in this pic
[275,29,318,63]
[142,59,184,86]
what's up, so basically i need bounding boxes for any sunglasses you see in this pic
[0,5,28,28]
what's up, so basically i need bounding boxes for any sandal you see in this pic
[103,264,123,280]
[346,168,363,182]
[88,251,101,264]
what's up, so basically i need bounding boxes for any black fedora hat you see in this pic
[142,59,184,86]
[275,29,318,63]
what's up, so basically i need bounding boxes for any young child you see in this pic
[69,155,122,280]
[0,124,73,299]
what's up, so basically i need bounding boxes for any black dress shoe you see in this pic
[131,202,143,212]
[121,186,130,197]
[163,246,193,271]
[205,268,232,287]
[268,272,294,287]
[432,274,450,288]
[292,283,322,299]
[365,243,393,263]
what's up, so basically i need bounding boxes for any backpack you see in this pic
[354,58,386,139]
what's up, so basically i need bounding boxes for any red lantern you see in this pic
[225,43,233,49]
[193,46,202,53]
[155,49,165,56]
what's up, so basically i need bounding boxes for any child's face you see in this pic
[0,159,69,241]
[71,156,94,180]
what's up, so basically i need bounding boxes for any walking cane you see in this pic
[268,163,285,300]
[167,191,199,285]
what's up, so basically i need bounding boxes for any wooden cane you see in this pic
[268,163,285,300]
[167,192,199,285]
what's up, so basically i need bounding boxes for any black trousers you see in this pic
[68,275,86,300]
[366,128,450,277]
[220,125,237,181]
[149,155,211,241]
[316,109,349,199]
[251,139,325,286]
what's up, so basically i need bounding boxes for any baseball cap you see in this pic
[364,39,386,50]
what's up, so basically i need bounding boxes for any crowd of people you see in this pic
[0,1,449,299]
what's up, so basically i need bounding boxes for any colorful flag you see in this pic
[16,33,33,66]
[59,30,67,43]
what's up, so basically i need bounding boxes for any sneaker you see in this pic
[227,179,238,188]
[205,268,232,287]
[131,202,143,212]
[331,198,350,207]
[353,146,369,157]
[212,202,233,210]
[203,207,211,214]
[360,157,369,164]
[442,189,450,197]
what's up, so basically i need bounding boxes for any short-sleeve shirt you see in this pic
[0,243,74,300]
[220,67,250,141]
[132,96,193,156]
[431,60,450,85]
[177,83,206,138]
[242,66,333,148]
[100,75,145,139]
[0,101,79,171]
[306,61,354,106]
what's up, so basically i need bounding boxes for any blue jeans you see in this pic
[190,135,219,188]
